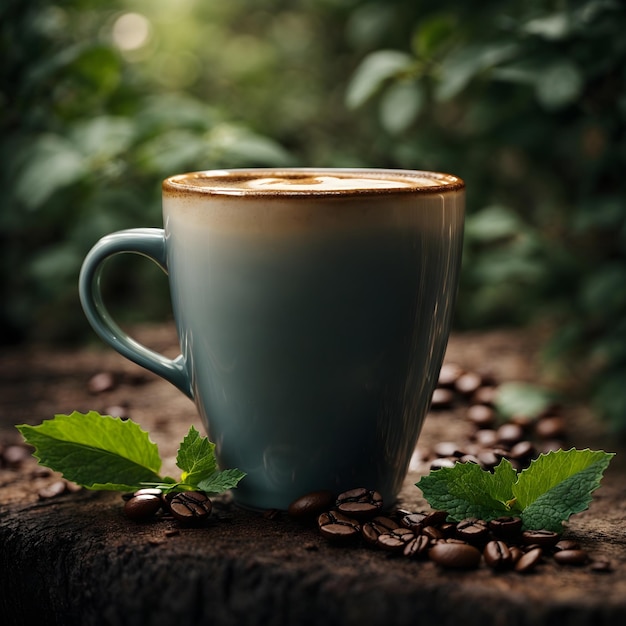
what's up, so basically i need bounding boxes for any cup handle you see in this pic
[78,228,193,399]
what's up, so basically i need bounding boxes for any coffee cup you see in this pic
[79,168,465,510]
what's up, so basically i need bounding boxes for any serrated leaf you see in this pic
[196,468,246,495]
[416,460,516,521]
[176,425,217,486]
[16,411,162,491]
[514,448,614,531]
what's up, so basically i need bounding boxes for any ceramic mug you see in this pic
[79,168,465,510]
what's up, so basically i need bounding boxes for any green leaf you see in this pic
[70,117,135,162]
[416,459,517,522]
[417,448,614,533]
[176,426,246,493]
[208,124,293,167]
[436,43,518,101]
[494,382,556,420]
[514,449,614,532]
[14,135,87,210]
[16,411,162,491]
[379,81,423,135]
[196,468,246,495]
[176,426,217,486]
[464,205,524,243]
[412,14,456,59]
[522,13,570,40]
[535,61,583,110]
[346,50,414,109]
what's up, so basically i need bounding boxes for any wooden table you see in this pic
[1,324,624,626]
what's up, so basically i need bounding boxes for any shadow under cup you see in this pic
[80,168,465,511]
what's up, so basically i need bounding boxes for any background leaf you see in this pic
[345,50,413,109]
[494,382,557,420]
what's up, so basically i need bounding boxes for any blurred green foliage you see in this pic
[346,0,626,433]
[1,0,625,434]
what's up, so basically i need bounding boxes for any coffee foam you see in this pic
[163,169,464,197]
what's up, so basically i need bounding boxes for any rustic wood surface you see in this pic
[1,324,625,626]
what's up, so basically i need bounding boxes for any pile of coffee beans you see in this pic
[123,488,212,525]
[287,488,612,573]
[425,362,568,473]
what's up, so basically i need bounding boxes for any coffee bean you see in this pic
[553,549,589,566]
[362,516,399,545]
[589,558,613,572]
[439,522,457,537]
[134,488,164,498]
[422,525,444,541]
[509,546,524,564]
[455,518,489,544]
[521,529,559,549]
[376,528,414,552]
[496,423,525,446]
[488,516,522,542]
[400,511,428,530]
[318,510,361,541]
[483,540,513,570]
[104,404,129,419]
[422,510,449,526]
[554,539,580,552]
[38,480,67,500]
[458,454,480,465]
[472,386,497,406]
[429,542,481,569]
[534,415,567,440]
[514,547,542,573]
[124,493,163,521]
[2,444,32,467]
[433,441,464,458]
[431,388,455,409]
[335,488,383,519]
[466,404,496,428]
[87,371,116,394]
[508,440,535,460]
[473,429,499,447]
[169,491,212,523]
[288,490,335,521]
[477,449,501,470]
[430,457,457,470]
[403,534,430,558]
[454,372,482,396]
[437,363,464,387]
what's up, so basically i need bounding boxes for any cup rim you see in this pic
[162,168,465,197]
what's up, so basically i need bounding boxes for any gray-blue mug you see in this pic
[79,168,465,510]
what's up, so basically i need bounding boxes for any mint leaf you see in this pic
[176,426,246,493]
[17,411,162,491]
[196,468,247,494]
[176,425,218,485]
[514,448,614,532]
[416,447,614,532]
[416,460,516,521]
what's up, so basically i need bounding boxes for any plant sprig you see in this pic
[416,448,614,532]
[16,411,245,495]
